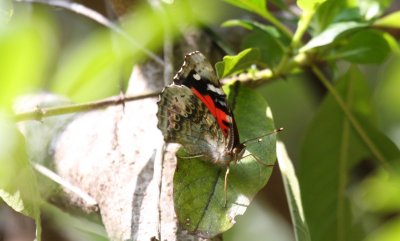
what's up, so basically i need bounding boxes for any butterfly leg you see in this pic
[175,149,204,160]
[239,153,275,167]
[224,165,230,208]
[178,154,204,159]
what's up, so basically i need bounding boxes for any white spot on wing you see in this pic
[207,84,224,95]
[217,100,226,107]
[193,73,201,80]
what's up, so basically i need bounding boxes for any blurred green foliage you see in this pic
[1,0,400,240]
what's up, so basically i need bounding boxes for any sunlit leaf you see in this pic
[294,0,329,50]
[374,10,400,28]
[0,11,56,108]
[301,21,368,51]
[277,142,311,241]
[174,85,277,237]
[215,48,260,78]
[382,32,400,53]
[0,113,41,239]
[51,31,122,102]
[358,0,391,20]
[363,216,400,241]
[297,0,327,11]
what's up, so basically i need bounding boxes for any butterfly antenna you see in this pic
[242,127,284,145]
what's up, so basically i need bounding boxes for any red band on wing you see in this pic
[191,88,229,137]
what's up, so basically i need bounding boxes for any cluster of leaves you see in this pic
[217,0,399,77]
[214,0,400,241]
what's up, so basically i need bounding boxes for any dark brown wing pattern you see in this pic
[156,85,226,165]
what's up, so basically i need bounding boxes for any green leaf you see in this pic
[277,142,311,241]
[42,202,108,241]
[375,56,400,133]
[222,20,287,68]
[382,32,400,53]
[222,19,281,38]
[374,10,400,28]
[355,115,400,166]
[299,66,400,241]
[0,113,41,240]
[0,11,55,108]
[362,215,400,241]
[243,31,285,68]
[174,85,277,237]
[328,30,390,64]
[332,7,363,22]
[356,169,400,213]
[215,48,260,78]
[301,21,368,51]
[223,0,269,18]
[293,0,327,48]
[313,0,349,32]
[297,0,327,11]
[51,31,123,102]
[358,0,392,20]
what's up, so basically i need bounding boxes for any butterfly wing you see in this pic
[173,51,242,151]
[174,51,220,86]
[156,85,226,164]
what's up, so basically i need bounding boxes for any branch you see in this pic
[33,163,98,209]
[220,52,307,85]
[14,91,160,122]
[221,68,274,85]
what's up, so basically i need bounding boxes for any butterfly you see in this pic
[156,51,278,206]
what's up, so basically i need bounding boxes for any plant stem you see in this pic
[14,91,160,122]
[291,11,313,48]
[311,65,389,169]
[261,11,293,39]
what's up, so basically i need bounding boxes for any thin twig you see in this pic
[14,0,164,66]
[220,68,274,85]
[14,91,160,122]
[33,163,98,207]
